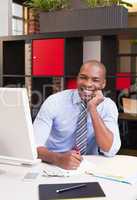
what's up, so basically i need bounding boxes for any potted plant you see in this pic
[24,0,71,33]
[24,0,71,11]
[25,0,132,33]
[83,0,132,8]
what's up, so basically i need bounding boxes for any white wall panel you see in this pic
[83,38,101,62]
[0,0,12,36]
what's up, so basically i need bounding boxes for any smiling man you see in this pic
[33,60,121,170]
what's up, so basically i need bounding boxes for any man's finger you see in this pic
[71,152,82,161]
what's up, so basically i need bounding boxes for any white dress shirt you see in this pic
[33,89,121,156]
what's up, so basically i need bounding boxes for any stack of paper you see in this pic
[87,155,137,185]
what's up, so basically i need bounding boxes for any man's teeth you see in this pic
[82,89,92,94]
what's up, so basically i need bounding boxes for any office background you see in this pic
[0,0,137,154]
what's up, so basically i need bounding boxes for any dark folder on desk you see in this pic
[39,182,105,200]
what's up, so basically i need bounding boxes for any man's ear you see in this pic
[101,79,106,89]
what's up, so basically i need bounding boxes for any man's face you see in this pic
[77,64,106,102]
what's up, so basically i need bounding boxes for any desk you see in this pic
[119,113,137,147]
[119,113,137,121]
[0,155,137,200]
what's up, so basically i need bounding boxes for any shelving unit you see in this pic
[1,28,137,121]
[0,35,83,119]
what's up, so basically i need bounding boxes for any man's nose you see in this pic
[85,79,96,90]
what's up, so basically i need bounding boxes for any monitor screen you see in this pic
[0,88,38,165]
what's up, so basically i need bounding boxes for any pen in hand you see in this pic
[72,147,83,162]
[56,183,86,193]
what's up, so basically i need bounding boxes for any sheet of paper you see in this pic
[43,157,96,177]
[87,155,137,184]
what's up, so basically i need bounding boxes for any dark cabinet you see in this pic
[3,40,25,75]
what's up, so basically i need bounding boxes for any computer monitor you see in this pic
[0,88,39,165]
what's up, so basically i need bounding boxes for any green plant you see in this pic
[83,0,132,8]
[24,0,70,12]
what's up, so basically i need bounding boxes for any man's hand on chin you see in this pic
[87,90,104,109]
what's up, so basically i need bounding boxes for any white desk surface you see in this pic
[0,155,137,200]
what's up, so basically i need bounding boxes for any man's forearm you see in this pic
[37,146,82,170]
[37,146,61,166]
[89,106,113,152]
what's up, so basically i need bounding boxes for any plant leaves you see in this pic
[24,0,70,11]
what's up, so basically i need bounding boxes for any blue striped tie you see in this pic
[75,101,87,155]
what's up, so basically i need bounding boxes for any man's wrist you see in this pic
[52,152,62,166]
[45,151,62,166]
[88,103,97,113]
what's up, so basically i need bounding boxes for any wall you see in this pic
[83,36,101,62]
[0,0,12,36]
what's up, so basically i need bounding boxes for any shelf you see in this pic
[3,40,25,75]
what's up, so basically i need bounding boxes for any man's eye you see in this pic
[79,76,87,80]
[93,79,100,82]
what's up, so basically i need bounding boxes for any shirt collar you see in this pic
[72,89,81,105]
